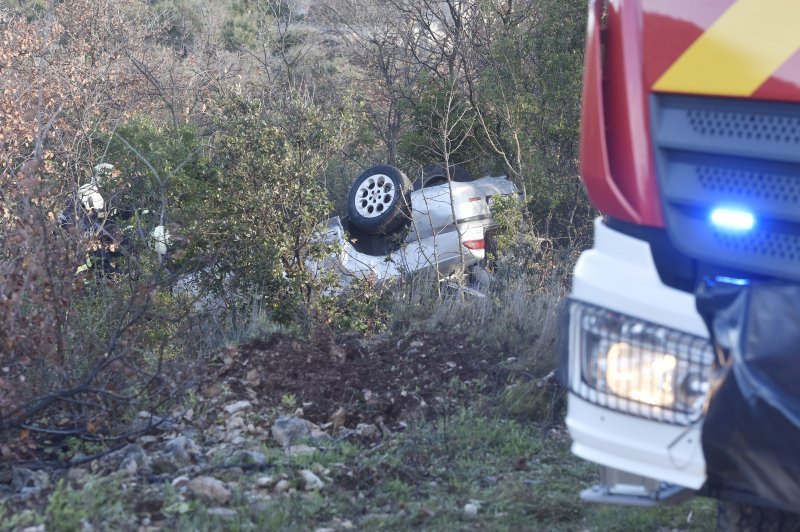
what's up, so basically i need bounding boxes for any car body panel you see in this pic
[321,176,518,285]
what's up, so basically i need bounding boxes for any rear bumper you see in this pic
[565,218,708,489]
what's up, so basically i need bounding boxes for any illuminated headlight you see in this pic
[568,301,713,425]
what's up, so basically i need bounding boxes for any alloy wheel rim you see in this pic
[355,174,395,218]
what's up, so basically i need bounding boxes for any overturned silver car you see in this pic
[318,164,519,286]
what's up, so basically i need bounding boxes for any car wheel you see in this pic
[412,163,471,191]
[347,164,411,235]
[717,500,800,532]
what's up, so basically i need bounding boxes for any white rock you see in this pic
[186,476,231,504]
[463,502,479,516]
[271,416,313,448]
[274,479,291,493]
[255,476,274,488]
[300,469,324,490]
[224,400,252,415]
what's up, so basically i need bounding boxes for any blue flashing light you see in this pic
[710,207,755,232]
[714,275,750,286]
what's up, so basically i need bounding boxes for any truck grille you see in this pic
[651,94,800,281]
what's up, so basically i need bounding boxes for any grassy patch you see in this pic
[157,408,715,531]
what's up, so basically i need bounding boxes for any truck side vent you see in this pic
[696,166,800,205]
[651,94,800,282]
[714,230,800,261]
[686,109,800,144]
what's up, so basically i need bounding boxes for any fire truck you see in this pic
[563,0,800,527]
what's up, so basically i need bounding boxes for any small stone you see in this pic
[186,476,231,505]
[133,491,164,514]
[152,435,200,474]
[245,369,261,387]
[70,452,88,465]
[226,416,245,431]
[286,444,316,457]
[463,502,479,516]
[66,467,89,486]
[355,423,378,438]
[315,528,335,532]
[11,468,49,493]
[224,430,242,443]
[228,450,268,467]
[137,411,177,431]
[119,457,138,475]
[300,469,323,490]
[255,476,274,488]
[410,340,424,348]
[310,427,331,442]
[224,400,252,415]
[271,416,312,448]
[207,507,237,520]
[118,444,149,476]
[274,479,291,493]
[216,467,244,482]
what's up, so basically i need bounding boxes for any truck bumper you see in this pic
[565,218,709,490]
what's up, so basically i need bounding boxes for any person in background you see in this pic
[59,163,127,275]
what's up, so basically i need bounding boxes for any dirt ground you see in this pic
[200,327,513,427]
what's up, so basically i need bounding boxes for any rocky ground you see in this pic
[0,329,716,531]
[0,329,523,529]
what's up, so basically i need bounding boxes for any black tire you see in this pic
[412,163,472,191]
[717,500,800,532]
[347,164,411,235]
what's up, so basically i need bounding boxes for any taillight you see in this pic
[462,239,485,250]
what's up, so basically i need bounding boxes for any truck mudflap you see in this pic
[696,281,800,513]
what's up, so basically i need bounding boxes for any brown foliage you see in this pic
[0,2,180,441]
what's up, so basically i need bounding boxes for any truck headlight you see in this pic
[569,301,713,425]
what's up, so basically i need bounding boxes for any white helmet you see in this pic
[150,225,171,256]
[78,183,105,212]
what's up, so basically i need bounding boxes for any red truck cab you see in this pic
[564,0,800,523]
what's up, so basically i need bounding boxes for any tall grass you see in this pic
[387,242,581,423]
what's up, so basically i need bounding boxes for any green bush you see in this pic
[184,93,358,324]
